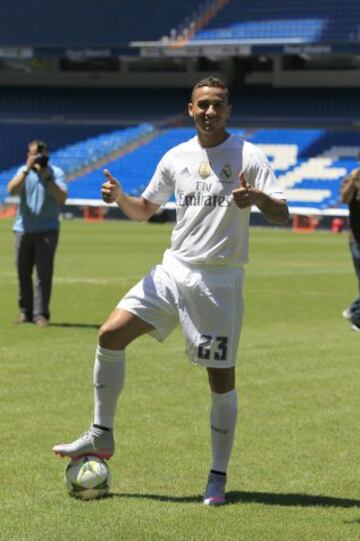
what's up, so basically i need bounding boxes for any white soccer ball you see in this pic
[65,456,111,500]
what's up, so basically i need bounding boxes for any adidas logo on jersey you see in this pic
[179,167,191,176]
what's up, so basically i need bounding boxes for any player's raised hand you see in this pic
[232,171,254,208]
[101,169,124,204]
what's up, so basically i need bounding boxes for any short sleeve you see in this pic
[141,154,174,205]
[52,166,67,191]
[245,144,286,200]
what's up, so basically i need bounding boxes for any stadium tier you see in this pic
[1,87,359,125]
[0,124,153,203]
[229,88,360,123]
[1,126,357,213]
[65,128,201,201]
[191,0,360,44]
[52,124,153,175]
[0,121,144,171]
[0,87,186,119]
[0,0,202,48]
[63,127,357,214]
[1,0,358,50]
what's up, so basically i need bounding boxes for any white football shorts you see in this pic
[118,252,244,368]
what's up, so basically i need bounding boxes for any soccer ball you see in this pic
[65,456,111,500]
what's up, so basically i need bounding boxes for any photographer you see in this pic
[7,140,67,327]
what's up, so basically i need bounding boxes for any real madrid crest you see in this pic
[199,161,212,179]
[220,164,233,182]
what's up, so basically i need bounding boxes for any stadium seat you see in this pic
[66,127,355,212]
[1,126,356,212]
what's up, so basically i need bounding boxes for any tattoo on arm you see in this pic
[257,196,289,225]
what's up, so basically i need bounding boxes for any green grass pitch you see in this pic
[0,217,359,540]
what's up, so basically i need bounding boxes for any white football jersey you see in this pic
[142,134,285,267]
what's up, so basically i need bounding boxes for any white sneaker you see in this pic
[351,323,360,332]
[203,472,226,506]
[53,426,114,459]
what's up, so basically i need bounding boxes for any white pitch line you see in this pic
[0,274,141,286]
[0,269,353,284]
[247,268,353,277]
[53,276,140,285]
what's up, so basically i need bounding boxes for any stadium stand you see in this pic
[52,124,154,175]
[0,1,359,225]
[5,0,357,53]
[72,126,356,214]
[1,125,356,213]
[0,122,140,171]
[1,0,359,52]
[229,88,360,126]
[190,0,360,44]
[0,124,154,203]
[0,0,203,49]
[0,86,360,136]
[0,87,186,120]
[246,128,352,212]
[66,128,205,200]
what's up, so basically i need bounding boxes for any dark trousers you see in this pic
[15,230,59,321]
[349,239,360,326]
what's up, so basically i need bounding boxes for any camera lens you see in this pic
[34,154,49,167]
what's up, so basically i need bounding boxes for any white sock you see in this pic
[93,345,125,429]
[210,389,238,473]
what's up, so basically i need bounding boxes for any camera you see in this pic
[34,153,49,168]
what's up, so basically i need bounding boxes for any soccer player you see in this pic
[53,76,289,505]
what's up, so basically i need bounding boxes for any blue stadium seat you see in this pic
[67,127,356,212]
[0,124,154,202]
[0,121,138,171]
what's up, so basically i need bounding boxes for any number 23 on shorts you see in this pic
[198,334,228,362]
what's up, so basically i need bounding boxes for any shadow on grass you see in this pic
[108,493,202,503]
[226,491,360,508]
[50,322,100,329]
[108,491,360,508]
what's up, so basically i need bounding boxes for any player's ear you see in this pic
[188,102,194,118]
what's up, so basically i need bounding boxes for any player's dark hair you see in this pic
[29,140,48,153]
[191,76,230,103]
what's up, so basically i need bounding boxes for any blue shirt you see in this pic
[13,164,67,233]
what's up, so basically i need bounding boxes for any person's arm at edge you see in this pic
[101,169,159,222]
[340,169,359,204]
